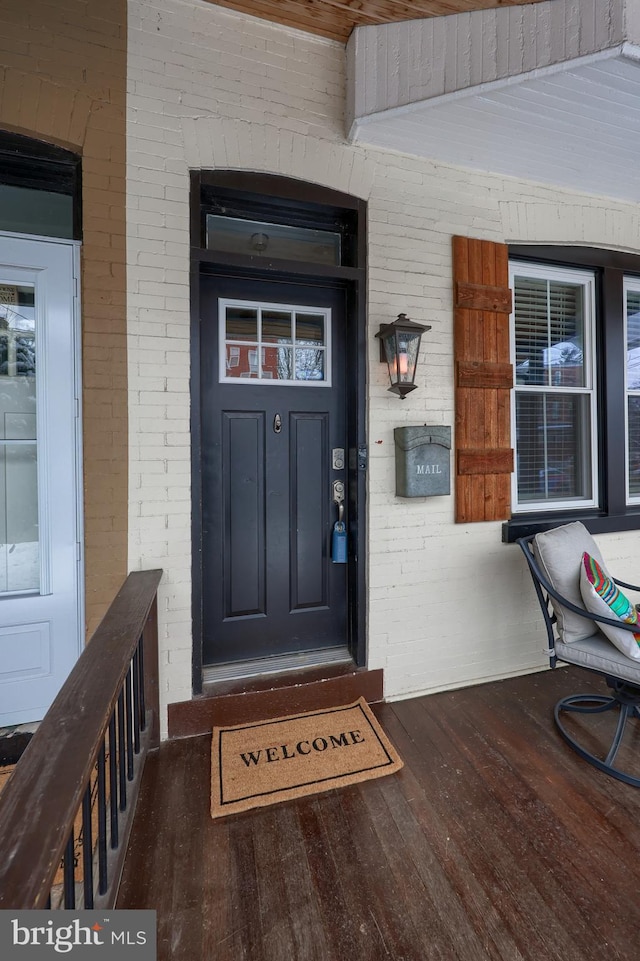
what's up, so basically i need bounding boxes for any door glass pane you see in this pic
[296,313,325,345]
[224,344,245,377]
[516,392,592,504]
[262,310,292,345]
[514,276,586,387]
[225,306,257,342]
[295,348,325,381]
[273,347,293,381]
[0,283,38,592]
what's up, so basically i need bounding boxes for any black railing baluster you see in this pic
[138,634,147,729]
[109,711,119,848]
[117,689,127,811]
[82,783,93,909]
[125,665,134,780]
[97,742,108,896]
[63,833,75,909]
[132,648,141,754]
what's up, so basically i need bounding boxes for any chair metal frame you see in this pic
[518,533,640,787]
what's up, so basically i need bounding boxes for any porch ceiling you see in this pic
[349,44,640,204]
[206,0,545,43]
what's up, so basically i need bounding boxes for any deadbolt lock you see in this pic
[332,447,345,470]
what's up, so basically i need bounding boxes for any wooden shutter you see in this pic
[453,236,514,522]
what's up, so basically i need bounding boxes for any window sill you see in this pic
[502,511,640,543]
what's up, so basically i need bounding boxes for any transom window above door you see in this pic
[219,299,331,386]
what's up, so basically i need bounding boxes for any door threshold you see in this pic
[202,646,353,684]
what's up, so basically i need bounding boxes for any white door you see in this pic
[0,235,82,726]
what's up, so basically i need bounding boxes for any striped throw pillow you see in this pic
[579,552,640,660]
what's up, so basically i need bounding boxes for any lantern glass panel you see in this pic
[397,331,420,384]
[383,333,397,382]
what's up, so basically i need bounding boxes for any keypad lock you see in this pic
[332,448,345,470]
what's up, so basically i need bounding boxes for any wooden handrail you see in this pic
[0,568,162,909]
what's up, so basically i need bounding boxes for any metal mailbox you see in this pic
[394,426,451,498]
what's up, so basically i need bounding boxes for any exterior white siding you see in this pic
[347,0,626,121]
[127,0,640,736]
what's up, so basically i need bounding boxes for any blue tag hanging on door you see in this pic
[332,520,347,563]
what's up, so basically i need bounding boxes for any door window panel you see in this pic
[296,313,324,345]
[295,348,325,381]
[510,264,597,511]
[274,348,293,381]
[221,301,330,385]
[225,305,257,343]
[262,310,292,345]
[0,283,38,593]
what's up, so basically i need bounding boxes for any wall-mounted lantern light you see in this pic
[376,313,431,399]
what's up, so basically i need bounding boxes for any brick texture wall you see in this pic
[0,0,128,637]
[128,0,640,734]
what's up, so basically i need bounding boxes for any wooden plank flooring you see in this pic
[118,666,640,960]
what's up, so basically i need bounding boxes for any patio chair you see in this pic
[518,522,640,787]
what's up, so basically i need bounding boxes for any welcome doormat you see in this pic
[210,697,403,818]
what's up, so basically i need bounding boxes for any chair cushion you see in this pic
[579,553,640,660]
[555,632,640,686]
[533,522,607,643]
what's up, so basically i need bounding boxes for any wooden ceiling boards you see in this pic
[207,0,545,43]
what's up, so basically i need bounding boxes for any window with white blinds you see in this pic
[510,262,598,512]
[625,281,640,504]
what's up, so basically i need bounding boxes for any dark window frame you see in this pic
[503,245,640,542]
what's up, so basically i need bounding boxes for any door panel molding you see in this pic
[289,411,329,612]
[221,410,266,620]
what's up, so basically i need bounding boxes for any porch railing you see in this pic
[0,568,162,910]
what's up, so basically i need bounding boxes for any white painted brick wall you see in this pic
[128,0,640,736]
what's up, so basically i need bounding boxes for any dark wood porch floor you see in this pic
[117,667,640,961]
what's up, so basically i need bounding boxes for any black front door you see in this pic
[199,273,349,666]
